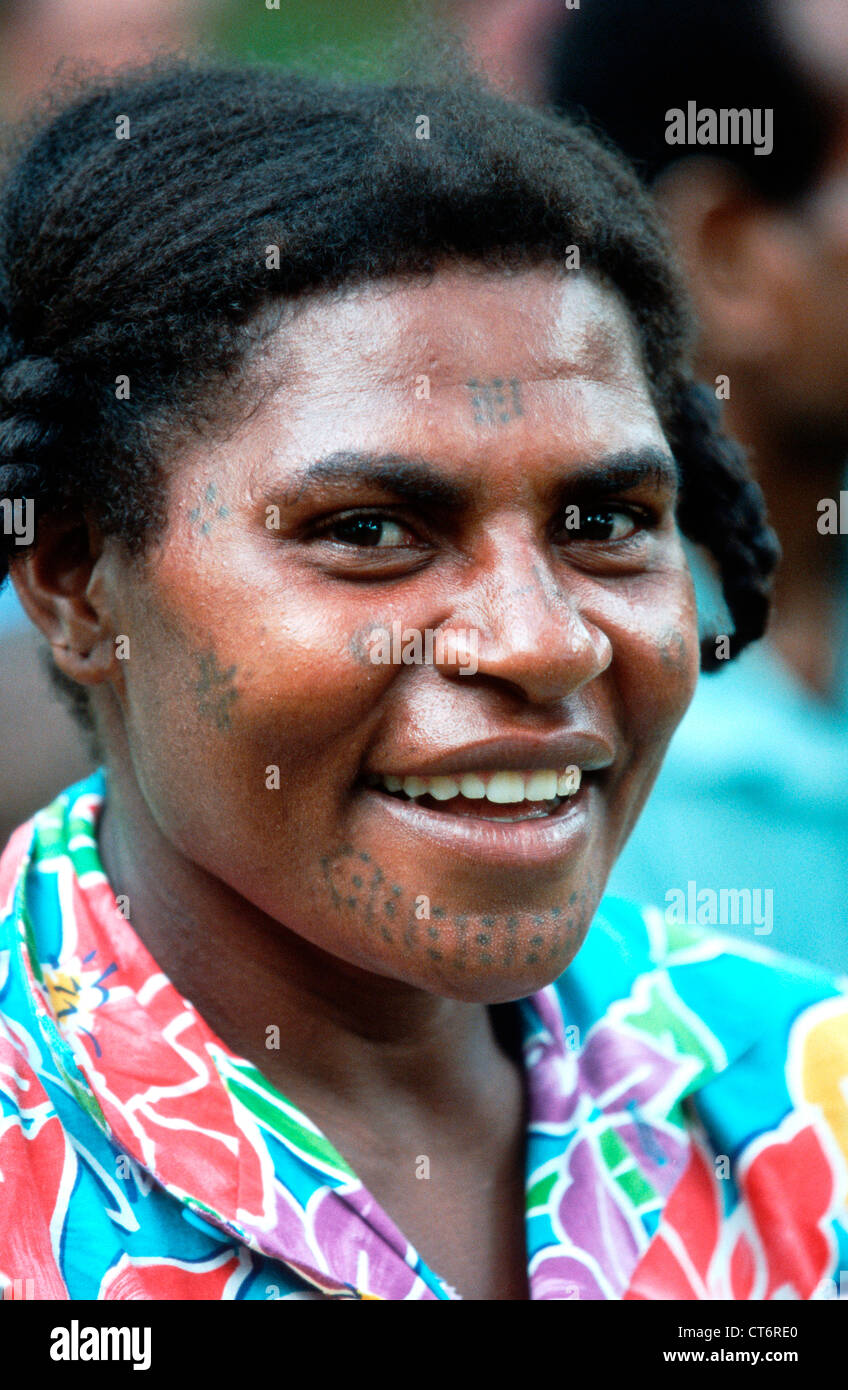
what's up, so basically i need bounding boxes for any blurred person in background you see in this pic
[546,0,848,974]
[448,0,565,103]
[0,0,218,120]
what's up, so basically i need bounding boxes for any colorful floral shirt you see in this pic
[1,772,847,1301]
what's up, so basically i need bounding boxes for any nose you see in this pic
[436,531,612,705]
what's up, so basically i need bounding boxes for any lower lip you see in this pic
[362,782,593,868]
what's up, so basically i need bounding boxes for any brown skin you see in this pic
[654,1,848,699]
[11,264,699,1299]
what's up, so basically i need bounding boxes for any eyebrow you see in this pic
[271,446,679,510]
[277,451,465,509]
[563,449,680,500]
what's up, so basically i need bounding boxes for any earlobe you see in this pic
[655,159,790,363]
[8,518,119,688]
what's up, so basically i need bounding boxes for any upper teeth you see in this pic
[375,767,581,803]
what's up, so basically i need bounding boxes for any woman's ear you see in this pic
[654,158,794,366]
[8,517,120,689]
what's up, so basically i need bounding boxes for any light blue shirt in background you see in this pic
[609,562,848,976]
[0,579,27,637]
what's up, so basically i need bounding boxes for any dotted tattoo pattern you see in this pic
[319,843,597,972]
[466,377,523,427]
[189,482,230,536]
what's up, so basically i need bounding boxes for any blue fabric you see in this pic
[0,581,28,637]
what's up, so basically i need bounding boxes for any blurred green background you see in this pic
[212,0,445,78]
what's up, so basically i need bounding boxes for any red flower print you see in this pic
[624,1112,840,1300]
[0,1020,72,1299]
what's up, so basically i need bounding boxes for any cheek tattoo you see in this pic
[319,843,596,972]
[188,482,230,535]
[192,649,239,730]
[658,629,690,675]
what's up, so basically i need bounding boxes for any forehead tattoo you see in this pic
[466,378,524,427]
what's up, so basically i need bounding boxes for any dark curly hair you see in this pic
[0,57,778,734]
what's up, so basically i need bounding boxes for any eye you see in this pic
[560,506,645,543]
[318,512,414,548]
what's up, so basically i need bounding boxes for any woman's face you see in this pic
[99,263,699,1003]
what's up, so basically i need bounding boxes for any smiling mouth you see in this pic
[363,767,582,822]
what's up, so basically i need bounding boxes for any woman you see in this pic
[0,59,845,1302]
